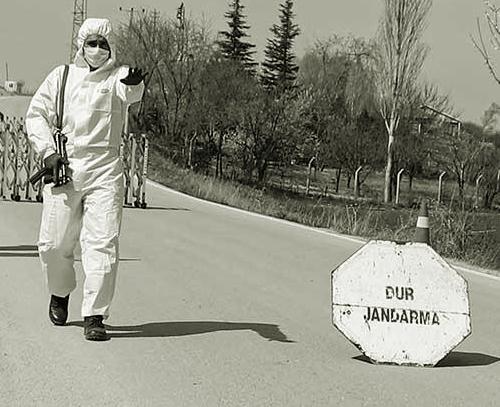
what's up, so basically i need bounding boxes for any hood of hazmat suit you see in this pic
[74,18,113,70]
[26,17,144,191]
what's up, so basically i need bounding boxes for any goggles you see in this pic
[84,39,110,49]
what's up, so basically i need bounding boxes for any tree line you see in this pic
[114,0,500,208]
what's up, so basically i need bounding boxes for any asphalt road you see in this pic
[0,96,31,119]
[0,181,499,406]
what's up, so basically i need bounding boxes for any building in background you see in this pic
[4,80,19,93]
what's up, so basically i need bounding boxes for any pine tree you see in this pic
[261,0,300,90]
[217,0,257,72]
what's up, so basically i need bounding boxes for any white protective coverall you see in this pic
[26,18,144,318]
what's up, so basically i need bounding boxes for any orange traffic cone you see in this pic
[414,200,430,244]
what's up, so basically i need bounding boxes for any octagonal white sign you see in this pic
[331,241,471,367]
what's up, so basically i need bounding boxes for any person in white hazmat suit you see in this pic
[26,18,145,341]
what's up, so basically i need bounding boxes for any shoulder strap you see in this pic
[56,65,69,131]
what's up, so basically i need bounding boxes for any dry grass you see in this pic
[149,151,499,271]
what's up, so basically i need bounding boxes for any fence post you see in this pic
[306,156,316,195]
[128,133,137,206]
[395,168,405,205]
[140,134,149,209]
[188,131,197,170]
[496,215,500,269]
[11,124,21,201]
[474,173,483,208]
[354,166,362,198]
[123,104,130,135]
[0,126,7,198]
[437,171,446,204]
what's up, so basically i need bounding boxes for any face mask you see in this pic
[83,46,110,69]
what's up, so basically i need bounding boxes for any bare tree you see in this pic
[481,102,500,132]
[396,83,451,196]
[471,1,500,85]
[114,10,213,164]
[432,123,486,204]
[373,0,432,203]
[298,36,382,190]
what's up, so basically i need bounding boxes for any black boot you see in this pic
[84,315,108,341]
[49,295,69,326]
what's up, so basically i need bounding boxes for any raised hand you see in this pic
[120,67,148,86]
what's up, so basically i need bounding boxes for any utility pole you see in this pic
[151,9,160,47]
[176,3,185,30]
[118,6,135,136]
[70,0,87,62]
[176,2,186,61]
[119,6,135,31]
[152,9,160,33]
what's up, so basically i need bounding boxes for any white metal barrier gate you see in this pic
[121,132,149,208]
[0,117,149,208]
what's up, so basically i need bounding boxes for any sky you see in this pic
[0,0,497,123]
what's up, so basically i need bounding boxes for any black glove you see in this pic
[43,153,68,185]
[120,67,147,86]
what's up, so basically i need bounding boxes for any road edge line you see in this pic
[147,179,500,282]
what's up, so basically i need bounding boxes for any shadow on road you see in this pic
[0,245,38,257]
[353,351,500,368]
[124,206,191,211]
[0,245,38,251]
[0,245,139,261]
[436,351,500,368]
[68,320,295,343]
